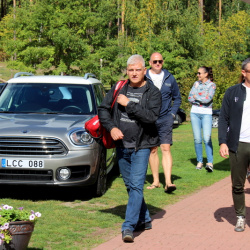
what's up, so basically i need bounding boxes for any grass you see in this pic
[0,122,230,249]
[0,62,19,81]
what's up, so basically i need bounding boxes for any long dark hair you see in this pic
[239,58,250,83]
[200,66,214,82]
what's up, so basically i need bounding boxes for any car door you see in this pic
[93,84,116,174]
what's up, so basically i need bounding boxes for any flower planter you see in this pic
[0,221,34,250]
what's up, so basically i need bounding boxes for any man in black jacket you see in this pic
[98,54,162,242]
[219,57,250,232]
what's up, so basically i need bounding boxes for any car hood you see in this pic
[0,113,92,136]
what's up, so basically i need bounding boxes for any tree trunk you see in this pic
[13,0,17,60]
[121,0,125,35]
[1,0,7,19]
[219,0,222,29]
[199,0,203,35]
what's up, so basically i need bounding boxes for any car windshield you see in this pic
[0,83,95,114]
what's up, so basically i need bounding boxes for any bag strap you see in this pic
[111,80,128,109]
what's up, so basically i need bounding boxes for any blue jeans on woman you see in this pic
[190,113,213,164]
[116,147,151,232]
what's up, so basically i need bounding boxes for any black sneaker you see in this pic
[122,229,134,242]
[205,164,213,172]
[135,221,152,231]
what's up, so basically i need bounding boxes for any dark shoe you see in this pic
[205,164,213,172]
[122,229,134,242]
[164,185,176,193]
[135,221,152,231]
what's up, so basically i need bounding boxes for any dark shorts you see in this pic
[156,113,174,145]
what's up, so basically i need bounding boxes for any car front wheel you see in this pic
[94,149,107,197]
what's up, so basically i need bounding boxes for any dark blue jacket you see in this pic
[145,69,181,122]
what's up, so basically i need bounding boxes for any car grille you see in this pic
[0,166,90,182]
[0,169,53,181]
[0,137,68,156]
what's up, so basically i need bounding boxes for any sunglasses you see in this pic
[152,60,163,64]
[197,72,202,75]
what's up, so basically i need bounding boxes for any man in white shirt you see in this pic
[219,58,250,232]
[145,52,181,193]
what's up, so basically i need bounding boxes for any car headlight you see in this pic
[69,130,93,145]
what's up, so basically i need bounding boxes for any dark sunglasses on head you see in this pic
[153,60,163,64]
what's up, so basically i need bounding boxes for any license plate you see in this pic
[1,159,44,168]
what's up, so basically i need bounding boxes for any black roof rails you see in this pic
[14,72,34,78]
[83,73,96,79]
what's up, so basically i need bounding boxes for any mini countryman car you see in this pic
[173,108,186,127]
[0,73,117,196]
[212,109,220,128]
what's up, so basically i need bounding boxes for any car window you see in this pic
[93,84,105,106]
[0,83,5,91]
[0,83,95,114]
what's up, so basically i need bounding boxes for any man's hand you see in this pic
[117,94,130,107]
[219,143,229,158]
[110,127,124,141]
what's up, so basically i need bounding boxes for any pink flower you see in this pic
[35,212,41,218]
[29,214,35,221]
[2,205,13,210]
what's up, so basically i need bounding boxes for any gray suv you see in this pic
[0,73,117,196]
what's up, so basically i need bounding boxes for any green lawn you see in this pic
[0,122,230,249]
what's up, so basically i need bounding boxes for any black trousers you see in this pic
[230,142,250,217]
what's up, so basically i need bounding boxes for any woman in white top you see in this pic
[188,66,216,172]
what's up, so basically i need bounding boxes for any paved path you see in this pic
[94,176,250,250]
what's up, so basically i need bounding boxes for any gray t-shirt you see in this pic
[119,84,146,148]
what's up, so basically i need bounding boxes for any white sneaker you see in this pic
[234,216,246,232]
[196,162,203,170]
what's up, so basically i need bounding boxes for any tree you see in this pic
[0,0,249,105]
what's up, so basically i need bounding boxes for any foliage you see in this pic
[0,0,249,109]
[0,204,41,245]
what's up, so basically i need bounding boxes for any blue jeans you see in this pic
[190,113,213,164]
[116,147,151,232]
